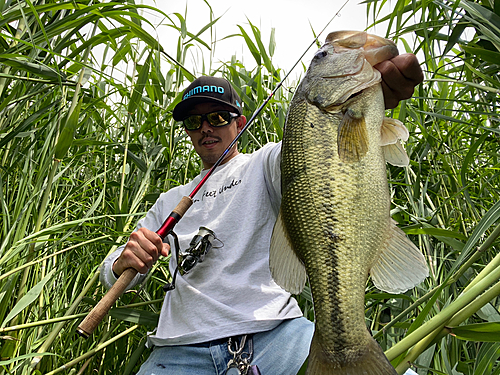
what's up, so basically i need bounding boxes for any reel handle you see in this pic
[77,196,193,338]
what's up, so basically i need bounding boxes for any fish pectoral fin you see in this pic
[383,140,410,166]
[370,220,429,294]
[337,109,368,163]
[380,117,409,145]
[269,210,307,295]
[381,117,410,167]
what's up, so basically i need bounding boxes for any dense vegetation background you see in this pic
[0,0,499,374]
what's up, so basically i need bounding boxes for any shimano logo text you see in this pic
[183,85,224,100]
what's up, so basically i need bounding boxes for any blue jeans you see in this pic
[136,317,314,375]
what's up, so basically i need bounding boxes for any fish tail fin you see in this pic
[306,333,397,375]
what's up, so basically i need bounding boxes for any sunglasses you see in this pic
[183,110,239,131]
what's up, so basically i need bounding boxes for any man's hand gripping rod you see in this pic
[76,0,349,338]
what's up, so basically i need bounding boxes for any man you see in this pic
[100,54,423,374]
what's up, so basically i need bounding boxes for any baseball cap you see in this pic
[173,76,243,121]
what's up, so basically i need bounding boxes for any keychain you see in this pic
[225,335,261,375]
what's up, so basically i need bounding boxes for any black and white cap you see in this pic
[173,76,243,121]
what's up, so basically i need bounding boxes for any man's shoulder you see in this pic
[231,142,281,171]
[244,141,281,160]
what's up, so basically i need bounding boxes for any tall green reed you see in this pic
[1,0,498,374]
[0,1,293,374]
[365,0,500,373]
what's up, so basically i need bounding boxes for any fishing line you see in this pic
[154,0,353,238]
[162,0,353,216]
[77,1,353,338]
[286,0,352,79]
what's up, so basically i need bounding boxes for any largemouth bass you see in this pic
[269,31,428,374]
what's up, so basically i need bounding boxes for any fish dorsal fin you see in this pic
[337,109,368,163]
[269,210,307,295]
[370,220,429,294]
[381,117,410,166]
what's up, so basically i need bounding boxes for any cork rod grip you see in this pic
[173,196,193,217]
[77,267,137,338]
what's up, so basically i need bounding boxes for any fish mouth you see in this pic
[343,90,364,102]
[323,88,366,111]
[325,31,399,66]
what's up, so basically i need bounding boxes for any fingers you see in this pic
[374,53,424,109]
[161,242,170,257]
[113,228,169,276]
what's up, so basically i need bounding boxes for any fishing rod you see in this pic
[76,0,351,339]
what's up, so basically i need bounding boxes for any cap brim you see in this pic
[173,96,242,121]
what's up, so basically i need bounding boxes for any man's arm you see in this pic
[375,53,424,109]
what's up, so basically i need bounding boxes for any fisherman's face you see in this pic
[185,102,246,169]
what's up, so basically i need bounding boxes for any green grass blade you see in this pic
[1,269,55,328]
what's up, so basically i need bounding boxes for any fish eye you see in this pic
[314,49,328,60]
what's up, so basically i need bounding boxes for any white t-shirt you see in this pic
[100,142,303,346]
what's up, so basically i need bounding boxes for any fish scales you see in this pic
[282,86,390,365]
[270,31,429,375]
